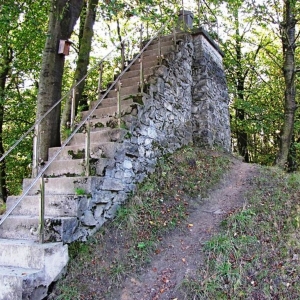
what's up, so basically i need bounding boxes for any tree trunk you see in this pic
[36,0,84,162]
[276,0,297,169]
[0,50,11,202]
[61,0,98,130]
[234,8,249,163]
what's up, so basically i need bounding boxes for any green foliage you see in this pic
[0,1,49,195]
[0,202,6,215]
[75,188,86,195]
[181,167,300,299]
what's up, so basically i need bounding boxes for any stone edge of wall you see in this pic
[68,30,231,242]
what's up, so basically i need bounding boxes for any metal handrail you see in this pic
[0,21,172,229]
[0,29,138,164]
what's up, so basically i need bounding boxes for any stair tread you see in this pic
[3,215,77,219]
[0,238,63,246]
[0,265,42,276]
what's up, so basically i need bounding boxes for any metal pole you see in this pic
[121,41,125,71]
[140,24,144,93]
[32,124,40,178]
[85,120,90,176]
[97,62,104,101]
[70,85,76,131]
[173,22,177,47]
[39,175,45,243]
[158,34,162,64]
[117,81,122,128]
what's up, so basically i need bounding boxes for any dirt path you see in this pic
[116,159,259,300]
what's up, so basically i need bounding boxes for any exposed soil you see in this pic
[109,159,260,300]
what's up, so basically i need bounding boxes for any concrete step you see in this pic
[6,194,81,217]
[0,239,67,270]
[82,100,135,120]
[120,67,154,80]
[0,215,78,242]
[0,265,43,300]
[148,32,187,45]
[22,176,103,195]
[67,127,127,146]
[128,58,159,72]
[143,45,174,58]
[107,84,139,99]
[146,39,175,50]
[0,239,68,299]
[90,97,136,110]
[119,75,141,88]
[48,142,118,160]
[44,158,110,177]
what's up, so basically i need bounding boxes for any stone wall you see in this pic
[192,29,231,151]
[73,30,231,241]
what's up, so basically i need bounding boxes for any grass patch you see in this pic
[52,145,230,299]
[180,167,300,299]
[0,202,6,215]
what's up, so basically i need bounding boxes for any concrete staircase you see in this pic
[0,35,178,299]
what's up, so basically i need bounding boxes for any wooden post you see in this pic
[139,24,144,93]
[97,62,104,101]
[117,81,122,128]
[39,175,45,244]
[85,120,90,176]
[32,124,40,178]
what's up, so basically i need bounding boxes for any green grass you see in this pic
[180,167,300,299]
[0,202,6,215]
[52,145,230,299]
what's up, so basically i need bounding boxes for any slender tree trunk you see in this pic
[234,9,249,162]
[0,73,8,203]
[61,0,99,130]
[36,0,84,162]
[0,49,12,202]
[276,0,297,169]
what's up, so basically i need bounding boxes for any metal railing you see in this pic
[0,20,183,243]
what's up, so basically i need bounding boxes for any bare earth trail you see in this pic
[114,159,259,300]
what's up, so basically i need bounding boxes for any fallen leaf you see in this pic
[162,277,169,283]
[188,224,193,228]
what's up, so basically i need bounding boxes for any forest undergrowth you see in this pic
[49,145,300,299]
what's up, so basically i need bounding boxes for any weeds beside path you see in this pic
[50,147,263,300]
[51,147,300,299]
[117,157,258,300]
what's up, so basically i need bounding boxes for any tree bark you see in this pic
[36,0,84,162]
[276,0,297,169]
[61,0,98,130]
[0,49,11,202]
[233,8,249,162]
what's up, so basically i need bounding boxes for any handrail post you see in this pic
[139,24,144,93]
[85,119,90,176]
[173,22,177,47]
[70,85,76,131]
[39,174,45,243]
[121,41,125,71]
[117,81,122,128]
[97,62,104,101]
[158,34,162,65]
[32,124,40,178]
